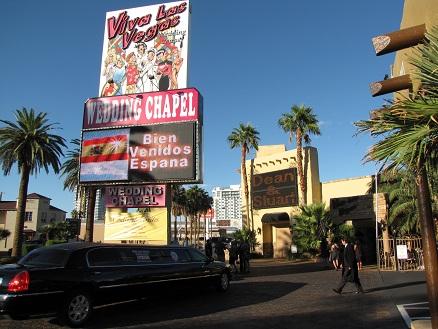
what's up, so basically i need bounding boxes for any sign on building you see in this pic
[99,1,190,96]
[251,169,298,209]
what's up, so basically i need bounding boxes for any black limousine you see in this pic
[0,242,231,327]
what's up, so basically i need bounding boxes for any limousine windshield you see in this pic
[18,248,70,267]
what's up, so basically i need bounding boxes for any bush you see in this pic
[250,252,264,259]
[45,239,67,246]
[23,243,43,255]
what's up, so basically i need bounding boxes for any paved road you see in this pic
[0,259,427,329]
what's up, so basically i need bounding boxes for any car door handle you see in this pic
[92,271,102,276]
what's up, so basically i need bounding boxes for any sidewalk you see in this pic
[244,258,428,329]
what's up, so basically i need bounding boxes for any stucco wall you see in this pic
[392,0,438,93]
[242,145,321,255]
[321,176,372,207]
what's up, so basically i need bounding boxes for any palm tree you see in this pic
[0,108,65,257]
[293,203,331,254]
[278,105,321,206]
[171,184,186,242]
[227,123,260,231]
[183,186,212,245]
[368,171,422,235]
[60,138,99,242]
[356,25,438,327]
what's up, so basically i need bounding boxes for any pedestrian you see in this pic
[329,242,340,270]
[333,237,364,295]
[354,240,363,270]
[215,239,225,262]
[205,238,212,258]
[239,240,250,273]
[229,240,239,273]
[183,237,189,247]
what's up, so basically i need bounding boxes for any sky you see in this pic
[0,0,404,214]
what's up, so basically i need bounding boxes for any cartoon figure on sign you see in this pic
[137,49,157,92]
[112,55,126,95]
[135,42,148,68]
[102,48,116,82]
[125,52,139,94]
[170,47,183,89]
[156,48,173,91]
[102,79,117,97]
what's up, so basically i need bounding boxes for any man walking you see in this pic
[333,237,364,294]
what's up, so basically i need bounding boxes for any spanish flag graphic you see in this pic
[80,128,130,182]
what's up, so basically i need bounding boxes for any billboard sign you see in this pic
[83,88,200,130]
[105,184,166,208]
[99,1,190,96]
[104,208,168,244]
[79,121,201,184]
[252,169,298,210]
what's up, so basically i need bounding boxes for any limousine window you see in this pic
[88,248,123,266]
[188,248,208,262]
[18,248,69,267]
[132,248,191,264]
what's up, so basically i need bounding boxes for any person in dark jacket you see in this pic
[333,237,364,294]
[229,240,239,273]
[205,239,212,258]
[239,240,250,273]
[215,239,225,262]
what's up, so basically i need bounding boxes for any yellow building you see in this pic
[0,193,67,252]
[243,145,386,260]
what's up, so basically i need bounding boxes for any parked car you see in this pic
[0,242,231,327]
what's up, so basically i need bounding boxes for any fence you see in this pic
[378,237,424,271]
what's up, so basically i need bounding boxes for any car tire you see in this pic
[8,313,29,320]
[60,290,93,327]
[216,272,230,292]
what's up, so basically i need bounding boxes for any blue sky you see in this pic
[0,0,403,213]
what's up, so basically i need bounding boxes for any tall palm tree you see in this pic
[60,138,96,242]
[60,139,84,217]
[278,105,321,205]
[171,184,186,242]
[356,25,438,327]
[199,192,213,243]
[227,123,260,231]
[0,108,65,257]
[183,185,212,245]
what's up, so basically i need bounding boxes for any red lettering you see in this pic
[122,29,138,49]
[107,11,128,39]
[138,14,151,27]
[128,17,139,31]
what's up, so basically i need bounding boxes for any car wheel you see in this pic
[60,290,93,327]
[216,272,230,292]
[8,313,29,320]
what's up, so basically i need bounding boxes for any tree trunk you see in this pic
[84,187,96,242]
[296,129,306,205]
[241,145,251,230]
[185,214,188,240]
[416,164,438,329]
[173,211,177,242]
[11,164,30,258]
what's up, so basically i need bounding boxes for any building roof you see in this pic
[50,205,67,213]
[0,201,16,211]
[0,196,66,213]
[27,193,51,200]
